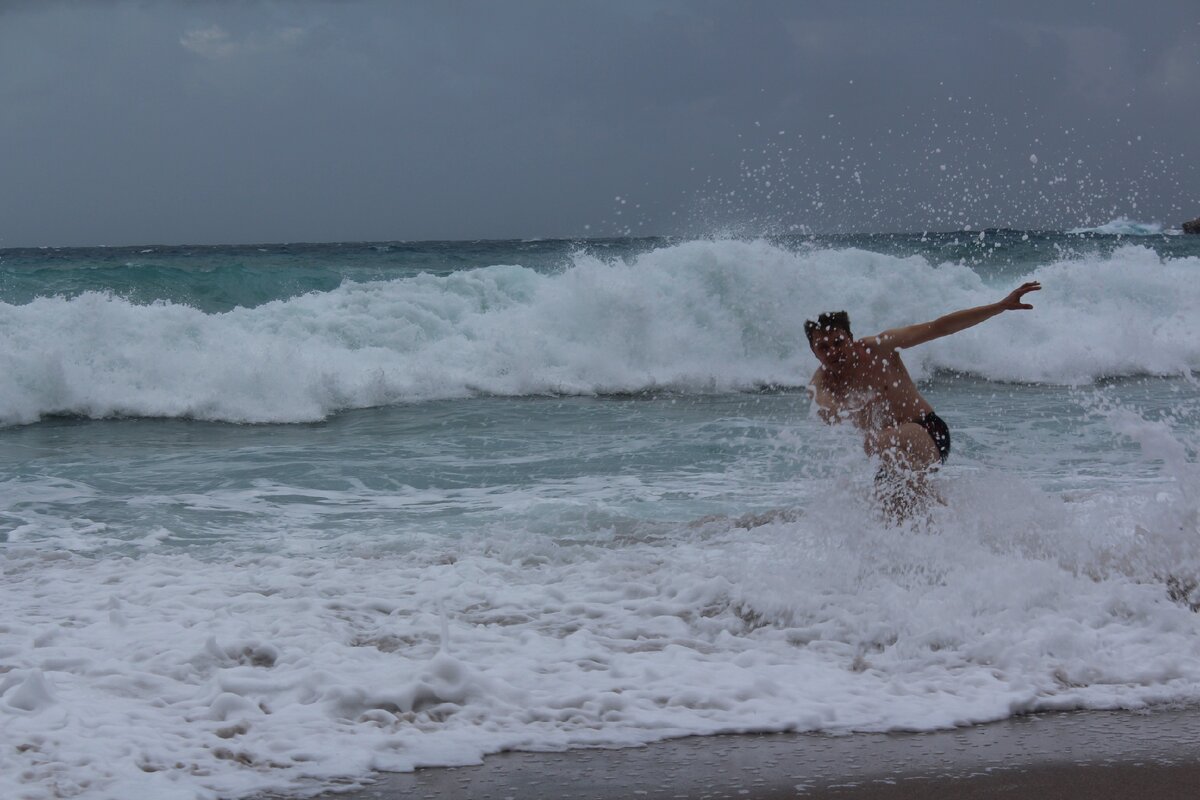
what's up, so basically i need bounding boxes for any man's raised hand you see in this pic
[1000,281,1041,311]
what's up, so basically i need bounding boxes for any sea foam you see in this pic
[2,239,1198,426]
[3,431,1199,800]
[1068,218,1167,236]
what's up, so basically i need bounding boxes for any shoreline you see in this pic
[282,707,1200,799]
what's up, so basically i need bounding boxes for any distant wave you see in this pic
[0,262,347,310]
[1069,218,1166,236]
[2,239,1199,425]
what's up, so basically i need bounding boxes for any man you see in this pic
[807,281,1041,517]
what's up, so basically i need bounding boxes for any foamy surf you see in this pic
[3,431,1199,800]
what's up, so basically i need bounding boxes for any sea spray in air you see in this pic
[1071,387,1200,594]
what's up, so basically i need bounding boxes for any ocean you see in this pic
[2,227,1199,799]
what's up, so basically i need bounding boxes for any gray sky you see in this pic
[1,0,1196,246]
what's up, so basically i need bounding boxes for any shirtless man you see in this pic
[807,282,1041,516]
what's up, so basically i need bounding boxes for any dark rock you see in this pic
[1183,217,1200,234]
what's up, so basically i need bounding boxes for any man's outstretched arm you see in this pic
[870,281,1041,350]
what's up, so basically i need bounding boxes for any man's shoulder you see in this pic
[855,334,900,354]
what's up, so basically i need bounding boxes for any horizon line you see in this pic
[2,226,1179,253]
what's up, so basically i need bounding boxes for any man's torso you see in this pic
[813,341,933,430]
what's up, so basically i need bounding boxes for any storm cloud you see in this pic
[1,0,1196,246]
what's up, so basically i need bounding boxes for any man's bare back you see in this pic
[805,282,1041,514]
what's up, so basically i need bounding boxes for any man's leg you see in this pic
[865,424,942,521]
[864,423,941,469]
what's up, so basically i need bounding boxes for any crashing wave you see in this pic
[1069,218,1166,236]
[2,239,1199,425]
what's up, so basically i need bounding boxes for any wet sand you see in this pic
[285,708,1200,799]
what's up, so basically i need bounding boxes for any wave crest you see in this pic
[2,239,1198,425]
[1069,218,1166,236]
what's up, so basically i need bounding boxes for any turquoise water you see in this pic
[4,230,1196,310]
[2,231,1199,800]
[5,377,1196,556]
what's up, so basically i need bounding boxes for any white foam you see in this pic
[3,468,1199,800]
[2,239,1199,426]
[4,391,1200,799]
[1069,218,1166,236]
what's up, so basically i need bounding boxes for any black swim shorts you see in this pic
[916,411,951,463]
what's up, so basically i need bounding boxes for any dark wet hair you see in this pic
[804,311,852,343]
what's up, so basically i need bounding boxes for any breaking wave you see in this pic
[3,239,1198,425]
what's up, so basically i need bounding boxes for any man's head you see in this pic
[805,311,853,366]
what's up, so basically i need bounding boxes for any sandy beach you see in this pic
[286,708,1200,799]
